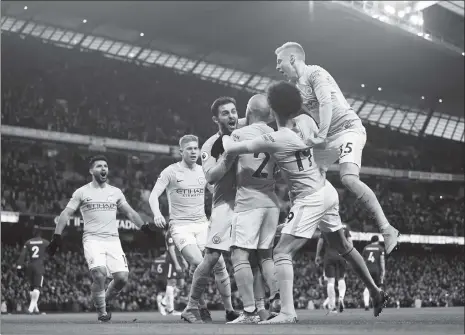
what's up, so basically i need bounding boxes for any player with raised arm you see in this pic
[46,155,151,322]
[274,42,399,255]
[16,226,49,314]
[362,235,385,311]
[226,94,281,324]
[181,97,240,323]
[222,81,387,323]
[315,225,352,313]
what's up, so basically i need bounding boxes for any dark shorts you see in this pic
[164,262,181,280]
[369,270,382,286]
[324,258,346,280]
[26,264,44,290]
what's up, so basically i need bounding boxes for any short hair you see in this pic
[371,235,380,243]
[275,42,306,61]
[267,81,302,119]
[89,155,108,168]
[179,134,199,148]
[211,96,236,117]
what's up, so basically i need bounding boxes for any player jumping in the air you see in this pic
[274,42,399,255]
[362,235,385,311]
[222,81,388,323]
[16,226,49,314]
[46,155,151,322]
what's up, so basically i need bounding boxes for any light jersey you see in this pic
[66,182,127,242]
[296,65,363,137]
[246,122,326,203]
[231,123,279,212]
[201,133,237,208]
[157,162,208,222]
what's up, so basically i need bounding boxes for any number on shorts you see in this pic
[294,149,312,171]
[167,263,172,278]
[122,254,128,267]
[252,153,271,178]
[368,252,375,263]
[339,142,353,156]
[287,211,295,223]
[157,264,163,273]
[31,246,39,259]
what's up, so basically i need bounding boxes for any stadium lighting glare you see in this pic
[361,84,365,88]
[398,11,405,18]
[410,15,420,25]
[82,19,87,23]
[384,5,395,15]
[378,87,382,91]
[24,6,28,10]
[421,96,425,100]
[140,32,144,37]
[404,7,411,14]
[462,52,464,56]
[438,99,443,103]
[417,32,424,37]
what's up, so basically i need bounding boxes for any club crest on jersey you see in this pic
[201,151,209,161]
[212,234,221,244]
[107,195,114,202]
[198,176,206,185]
[179,239,186,246]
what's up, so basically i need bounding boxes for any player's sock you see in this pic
[260,257,279,298]
[351,181,390,230]
[274,253,295,316]
[338,279,346,301]
[341,247,378,293]
[233,260,255,313]
[105,280,123,303]
[252,266,266,304]
[186,260,210,310]
[189,264,207,308]
[92,290,106,315]
[28,291,35,313]
[363,287,370,308]
[327,281,336,309]
[214,259,234,312]
[323,297,330,309]
[165,285,175,312]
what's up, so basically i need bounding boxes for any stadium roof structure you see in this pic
[3,1,464,141]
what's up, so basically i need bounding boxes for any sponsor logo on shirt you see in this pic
[175,188,205,197]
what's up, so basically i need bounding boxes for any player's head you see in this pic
[267,81,303,122]
[371,235,380,243]
[179,134,200,165]
[89,155,109,184]
[275,42,306,81]
[211,96,238,135]
[32,225,42,237]
[245,94,275,125]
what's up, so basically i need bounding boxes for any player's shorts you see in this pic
[83,239,128,274]
[26,264,44,290]
[281,182,343,239]
[313,127,366,170]
[169,219,209,252]
[324,257,347,280]
[231,207,279,249]
[369,269,382,286]
[206,202,234,251]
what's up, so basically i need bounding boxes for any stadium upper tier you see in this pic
[1,34,463,174]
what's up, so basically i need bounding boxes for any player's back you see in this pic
[362,242,384,271]
[162,162,207,222]
[24,237,49,266]
[232,123,279,212]
[201,133,236,208]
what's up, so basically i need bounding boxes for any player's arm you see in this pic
[309,69,333,143]
[315,237,324,265]
[222,132,281,156]
[119,202,146,229]
[201,142,236,184]
[149,169,171,228]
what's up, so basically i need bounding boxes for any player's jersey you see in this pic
[362,242,384,272]
[157,162,208,223]
[231,123,279,212]
[22,238,49,266]
[201,133,237,208]
[296,65,363,137]
[323,227,351,260]
[66,182,127,242]
[246,121,326,203]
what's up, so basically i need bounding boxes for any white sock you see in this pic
[165,286,175,312]
[323,297,330,309]
[327,282,336,309]
[28,291,35,313]
[363,287,370,308]
[338,279,346,301]
[274,253,295,316]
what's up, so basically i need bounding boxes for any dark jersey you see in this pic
[362,243,384,272]
[20,238,49,267]
[323,227,351,260]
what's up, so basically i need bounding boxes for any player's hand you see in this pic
[153,215,166,229]
[305,135,325,148]
[211,135,225,159]
[221,135,233,153]
[315,256,322,265]
[175,264,183,273]
[46,234,62,256]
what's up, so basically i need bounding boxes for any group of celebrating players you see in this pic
[17,42,399,324]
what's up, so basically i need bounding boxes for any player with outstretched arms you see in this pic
[274,42,399,255]
[16,226,49,314]
[222,81,388,324]
[226,94,281,324]
[46,155,151,322]
[362,235,386,311]
[315,225,352,313]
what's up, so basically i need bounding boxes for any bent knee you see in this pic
[90,267,107,282]
[113,271,129,284]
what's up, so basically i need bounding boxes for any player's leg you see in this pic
[324,263,337,311]
[251,260,269,321]
[105,240,130,307]
[165,278,177,314]
[105,271,129,305]
[231,246,254,312]
[337,263,347,312]
[213,254,234,312]
[336,131,399,254]
[28,267,43,314]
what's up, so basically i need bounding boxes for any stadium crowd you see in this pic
[1,242,463,313]
[2,34,463,174]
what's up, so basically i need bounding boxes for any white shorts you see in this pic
[281,182,343,239]
[232,207,279,249]
[83,239,128,274]
[169,220,209,252]
[206,202,234,251]
[313,128,366,170]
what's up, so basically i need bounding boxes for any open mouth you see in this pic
[228,120,237,128]
[100,172,107,178]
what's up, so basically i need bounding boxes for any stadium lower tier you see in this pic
[1,241,463,313]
